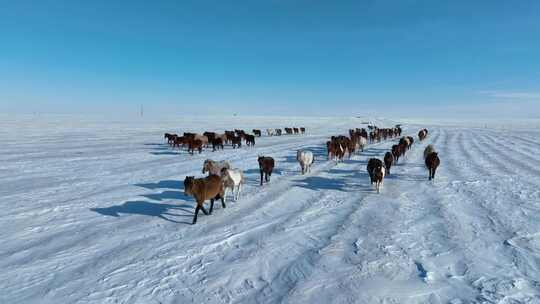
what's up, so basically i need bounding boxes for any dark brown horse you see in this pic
[235,129,246,138]
[245,134,256,146]
[203,132,216,142]
[384,152,394,175]
[164,133,177,145]
[225,131,236,143]
[173,136,187,149]
[184,132,196,139]
[252,129,262,137]
[212,138,224,151]
[392,144,402,163]
[367,158,385,193]
[407,136,414,149]
[425,152,440,180]
[231,136,242,149]
[258,156,275,185]
[188,139,203,155]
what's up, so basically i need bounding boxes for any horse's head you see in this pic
[184,176,195,196]
[202,159,212,173]
[220,167,229,177]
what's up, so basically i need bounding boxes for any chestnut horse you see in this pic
[184,175,225,224]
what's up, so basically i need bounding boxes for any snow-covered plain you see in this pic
[2,115,540,303]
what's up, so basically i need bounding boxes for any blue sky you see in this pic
[1,0,539,118]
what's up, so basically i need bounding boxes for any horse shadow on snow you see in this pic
[294,167,374,193]
[91,179,195,225]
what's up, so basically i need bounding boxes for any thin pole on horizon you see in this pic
[140,104,144,117]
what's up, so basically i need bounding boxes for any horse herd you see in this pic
[359,127,440,193]
[164,127,306,155]
[171,126,439,224]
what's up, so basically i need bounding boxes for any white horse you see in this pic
[297,150,314,174]
[358,136,367,152]
[266,128,275,136]
[202,159,231,176]
[221,168,244,201]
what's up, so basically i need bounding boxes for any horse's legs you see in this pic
[221,195,226,208]
[260,170,264,185]
[236,184,242,201]
[209,199,215,214]
[193,205,201,224]
[201,205,209,215]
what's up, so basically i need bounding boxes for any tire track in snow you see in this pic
[430,127,540,302]
[478,132,540,177]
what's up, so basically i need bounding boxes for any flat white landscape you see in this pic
[1,115,540,303]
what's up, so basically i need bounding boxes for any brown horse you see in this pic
[258,156,275,185]
[252,129,262,137]
[327,139,346,161]
[184,175,225,224]
[300,127,306,134]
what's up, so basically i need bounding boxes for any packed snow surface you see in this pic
[1,115,540,303]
